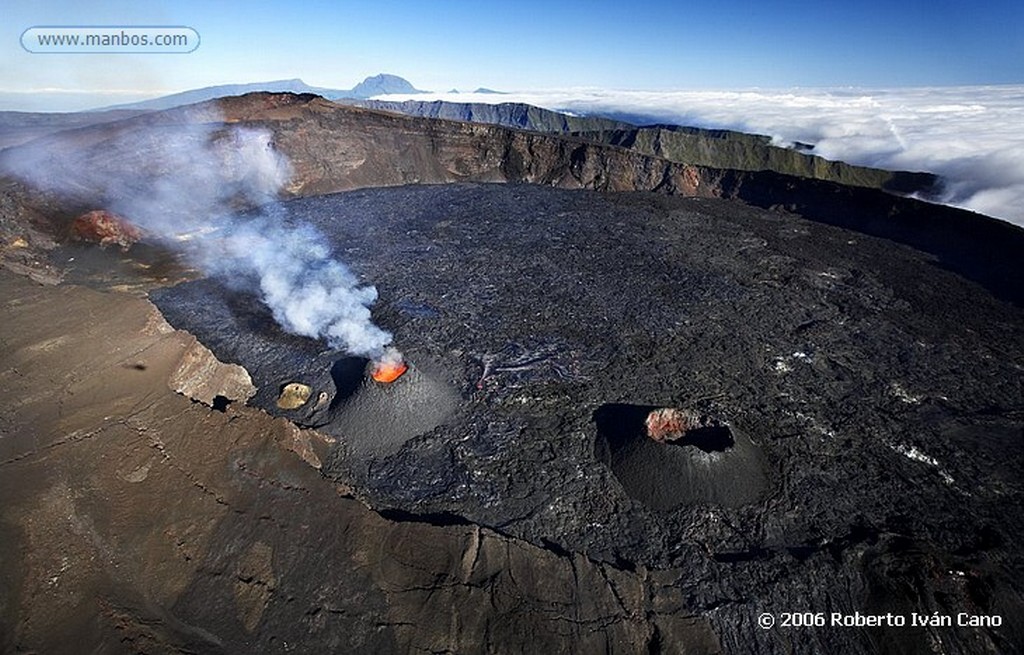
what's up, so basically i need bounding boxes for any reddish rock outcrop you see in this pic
[645,408,722,443]
[71,210,142,250]
[646,408,702,442]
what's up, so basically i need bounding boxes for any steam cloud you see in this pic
[206,216,392,356]
[380,86,1024,227]
[0,114,394,358]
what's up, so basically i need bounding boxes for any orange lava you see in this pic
[370,359,408,383]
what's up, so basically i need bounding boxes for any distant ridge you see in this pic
[355,99,937,195]
[445,88,505,94]
[99,74,425,111]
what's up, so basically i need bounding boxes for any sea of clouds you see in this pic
[380,86,1024,227]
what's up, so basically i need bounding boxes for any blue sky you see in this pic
[2,0,1023,110]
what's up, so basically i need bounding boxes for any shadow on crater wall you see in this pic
[593,403,768,510]
[329,356,370,408]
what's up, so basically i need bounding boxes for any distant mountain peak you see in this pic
[349,74,423,97]
[93,73,426,111]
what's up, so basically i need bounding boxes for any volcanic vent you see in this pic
[593,403,767,510]
[370,353,408,383]
[151,278,460,462]
[327,355,459,460]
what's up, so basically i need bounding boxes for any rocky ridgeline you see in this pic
[356,99,938,194]
[3,92,1018,305]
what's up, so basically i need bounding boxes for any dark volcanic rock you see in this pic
[152,183,1024,653]
[6,92,1024,654]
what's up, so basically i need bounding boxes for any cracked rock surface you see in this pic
[149,183,1024,653]
[0,269,726,654]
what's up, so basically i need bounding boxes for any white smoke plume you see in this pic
[0,113,394,358]
[205,215,392,355]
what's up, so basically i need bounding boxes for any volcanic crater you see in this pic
[151,182,1024,597]
[4,91,1024,654]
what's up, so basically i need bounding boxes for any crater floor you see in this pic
[152,183,1024,652]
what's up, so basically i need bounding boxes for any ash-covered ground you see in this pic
[153,183,1024,652]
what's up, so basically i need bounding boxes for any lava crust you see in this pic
[151,183,1024,652]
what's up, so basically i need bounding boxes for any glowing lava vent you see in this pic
[370,353,408,384]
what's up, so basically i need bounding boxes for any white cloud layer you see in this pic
[380,86,1024,227]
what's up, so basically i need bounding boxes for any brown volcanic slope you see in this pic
[0,269,720,653]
